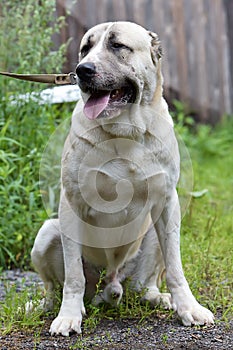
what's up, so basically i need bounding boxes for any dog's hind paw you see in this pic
[25,298,52,314]
[50,316,82,336]
[142,289,172,309]
[103,281,123,307]
[92,280,123,307]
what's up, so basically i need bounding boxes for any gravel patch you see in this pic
[0,270,232,349]
[0,317,232,350]
[0,269,43,300]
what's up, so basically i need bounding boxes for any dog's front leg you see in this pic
[152,189,214,326]
[49,234,85,336]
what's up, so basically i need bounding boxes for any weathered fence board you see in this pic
[55,0,233,123]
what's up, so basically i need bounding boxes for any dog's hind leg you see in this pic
[102,273,123,307]
[29,219,64,312]
[128,225,172,309]
[92,271,123,307]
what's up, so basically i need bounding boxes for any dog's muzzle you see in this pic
[76,62,137,120]
[76,62,96,82]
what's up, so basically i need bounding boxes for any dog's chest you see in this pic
[63,136,164,223]
[78,146,151,203]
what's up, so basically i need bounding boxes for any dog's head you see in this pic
[76,22,162,120]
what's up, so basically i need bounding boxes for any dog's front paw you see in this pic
[50,293,86,336]
[172,295,214,326]
[179,303,214,326]
[50,315,82,336]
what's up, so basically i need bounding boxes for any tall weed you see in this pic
[0,0,70,268]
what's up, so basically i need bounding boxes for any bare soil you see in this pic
[0,316,232,350]
[0,270,232,349]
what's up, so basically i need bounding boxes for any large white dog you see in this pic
[31,21,214,336]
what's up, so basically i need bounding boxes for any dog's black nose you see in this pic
[76,62,96,81]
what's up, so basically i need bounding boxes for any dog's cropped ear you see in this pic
[148,31,162,64]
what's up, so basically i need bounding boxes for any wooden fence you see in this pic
[55,0,233,123]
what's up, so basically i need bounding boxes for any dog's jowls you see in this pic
[30,21,214,336]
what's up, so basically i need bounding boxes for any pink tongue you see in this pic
[84,92,111,120]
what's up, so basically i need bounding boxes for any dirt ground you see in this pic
[0,315,232,350]
[0,270,232,349]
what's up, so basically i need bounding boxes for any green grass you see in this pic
[0,98,232,338]
[180,120,233,320]
[0,0,68,269]
[0,284,45,334]
[0,101,74,268]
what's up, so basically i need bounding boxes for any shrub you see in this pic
[0,0,69,268]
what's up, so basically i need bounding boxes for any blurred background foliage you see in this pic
[0,0,71,267]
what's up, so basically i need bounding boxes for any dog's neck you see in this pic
[72,91,172,145]
[97,104,148,140]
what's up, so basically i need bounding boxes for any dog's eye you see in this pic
[112,42,129,50]
[80,44,91,57]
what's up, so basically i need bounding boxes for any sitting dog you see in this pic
[31,21,214,336]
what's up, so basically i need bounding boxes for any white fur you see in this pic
[31,22,214,336]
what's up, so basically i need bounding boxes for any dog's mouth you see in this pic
[83,84,136,120]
